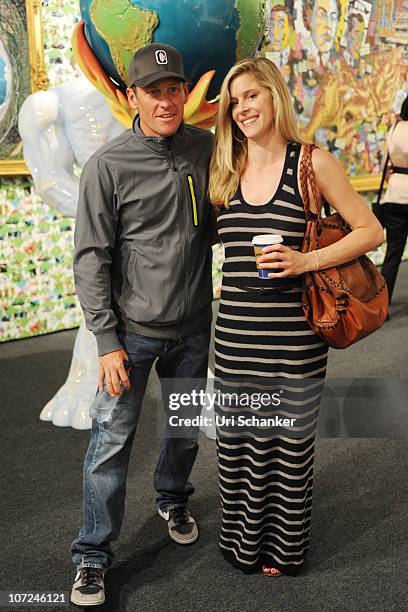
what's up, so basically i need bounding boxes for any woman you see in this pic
[209,57,383,577]
[381,96,408,305]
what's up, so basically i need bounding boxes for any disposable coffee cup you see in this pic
[252,234,283,279]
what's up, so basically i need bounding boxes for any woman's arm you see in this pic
[258,148,385,277]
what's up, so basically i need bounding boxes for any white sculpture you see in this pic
[18,72,124,429]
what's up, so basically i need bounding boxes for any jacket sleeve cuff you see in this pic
[94,329,123,356]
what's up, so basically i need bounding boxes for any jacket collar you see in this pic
[131,115,186,152]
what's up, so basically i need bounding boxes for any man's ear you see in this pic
[126,87,138,111]
[182,81,189,102]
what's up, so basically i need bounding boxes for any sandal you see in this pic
[262,565,282,577]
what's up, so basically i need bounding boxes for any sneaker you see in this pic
[158,506,199,544]
[71,567,105,607]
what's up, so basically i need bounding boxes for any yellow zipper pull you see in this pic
[187,174,199,227]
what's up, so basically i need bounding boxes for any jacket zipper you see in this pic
[187,174,199,227]
[166,141,189,324]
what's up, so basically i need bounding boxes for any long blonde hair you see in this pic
[209,57,307,208]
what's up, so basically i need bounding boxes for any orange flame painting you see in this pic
[72,22,218,129]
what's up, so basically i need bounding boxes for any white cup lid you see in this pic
[252,234,283,245]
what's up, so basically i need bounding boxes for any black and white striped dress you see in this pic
[215,142,328,576]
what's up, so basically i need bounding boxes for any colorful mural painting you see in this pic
[0,0,31,163]
[0,1,82,342]
[0,179,79,337]
[263,0,407,176]
[0,0,407,342]
[0,0,49,173]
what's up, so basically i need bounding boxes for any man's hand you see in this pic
[98,349,131,397]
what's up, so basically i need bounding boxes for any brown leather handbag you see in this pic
[299,144,388,349]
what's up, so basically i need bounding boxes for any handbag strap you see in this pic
[299,144,335,219]
[375,152,390,206]
[376,120,399,205]
[299,143,320,222]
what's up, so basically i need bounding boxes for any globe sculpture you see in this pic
[73,0,267,128]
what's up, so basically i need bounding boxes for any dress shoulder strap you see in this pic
[282,142,302,189]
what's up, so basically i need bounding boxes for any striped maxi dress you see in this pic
[214,142,328,576]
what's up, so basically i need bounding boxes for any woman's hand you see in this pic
[257,244,315,278]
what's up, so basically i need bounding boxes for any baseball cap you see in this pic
[127,43,186,88]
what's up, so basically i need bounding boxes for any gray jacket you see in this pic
[73,119,214,356]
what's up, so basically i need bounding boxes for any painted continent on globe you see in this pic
[81,0,267,100]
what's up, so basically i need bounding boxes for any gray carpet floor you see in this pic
[1,263,407,612]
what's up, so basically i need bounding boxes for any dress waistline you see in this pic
[226,280,302,294]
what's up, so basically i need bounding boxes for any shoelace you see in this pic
[171,507,189,524]
[81,567,103,585]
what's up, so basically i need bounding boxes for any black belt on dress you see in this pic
[226,280,302,294]
[392,166,408,175]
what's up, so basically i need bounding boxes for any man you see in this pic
[70,44,214,607]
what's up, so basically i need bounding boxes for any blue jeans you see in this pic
[71,328,210,570]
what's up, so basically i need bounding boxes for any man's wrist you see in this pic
[95,329,122,356]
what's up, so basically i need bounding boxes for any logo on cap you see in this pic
[155,50,168,65]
